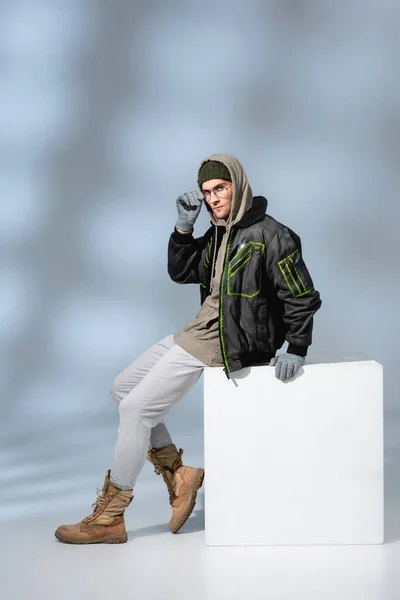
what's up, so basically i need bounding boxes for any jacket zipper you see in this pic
[219,226,234,380]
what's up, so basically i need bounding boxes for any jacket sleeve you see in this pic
[167,227,208,284]
[266,226,322,356]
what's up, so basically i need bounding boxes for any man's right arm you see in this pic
[168,226,210,284]
[169,189,206,283]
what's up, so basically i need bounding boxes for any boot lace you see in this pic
[91,488,107,513]
[153,464,175,505]
[149,448,184,506]
[82,488,107,524]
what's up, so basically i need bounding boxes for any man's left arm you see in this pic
[266,226,322,379]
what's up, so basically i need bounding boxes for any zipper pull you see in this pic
[223,367,231,380]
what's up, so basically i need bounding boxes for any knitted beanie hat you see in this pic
[198,160,232,189]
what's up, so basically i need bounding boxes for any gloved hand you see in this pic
[175,190,204,232]
[269,353,305,382]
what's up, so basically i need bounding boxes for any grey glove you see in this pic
[269,353,305,382]
[175,190,204,232]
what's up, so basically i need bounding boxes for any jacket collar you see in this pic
[209,196,268,230]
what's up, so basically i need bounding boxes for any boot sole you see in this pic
[169,468,205,534]
[55,531,128,544]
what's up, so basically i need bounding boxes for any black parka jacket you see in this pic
[168,195,322,380]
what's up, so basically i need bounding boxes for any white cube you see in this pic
[203,352,384,546]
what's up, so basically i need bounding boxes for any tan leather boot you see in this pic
[146,443,204,534]
[55,469,133,544]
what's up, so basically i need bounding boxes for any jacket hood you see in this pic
[197,153,254,229]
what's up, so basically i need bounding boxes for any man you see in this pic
[54,153,322,545]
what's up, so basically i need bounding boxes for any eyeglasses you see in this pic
[202,183,232,202]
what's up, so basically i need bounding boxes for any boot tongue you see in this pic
[101,469,112,495]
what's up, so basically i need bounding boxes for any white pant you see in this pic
[108,334,208,490]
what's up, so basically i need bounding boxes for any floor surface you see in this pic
[1,417,400,600]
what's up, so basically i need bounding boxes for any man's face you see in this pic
[201,178,233,220]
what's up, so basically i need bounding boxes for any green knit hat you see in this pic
[198,160,232,189]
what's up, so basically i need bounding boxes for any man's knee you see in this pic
[110,376,124,405]
[118,397,161,429]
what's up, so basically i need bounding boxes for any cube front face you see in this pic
[203,358,384,546]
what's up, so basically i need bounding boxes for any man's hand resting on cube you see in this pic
[270,353,305,382]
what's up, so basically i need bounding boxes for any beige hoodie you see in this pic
[173,153,254,366]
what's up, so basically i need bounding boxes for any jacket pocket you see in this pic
[277,248,314,297]
[227,242,265,297]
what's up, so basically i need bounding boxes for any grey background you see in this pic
[0,0,398,536]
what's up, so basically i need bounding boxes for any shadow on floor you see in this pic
[128,508,205,538]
